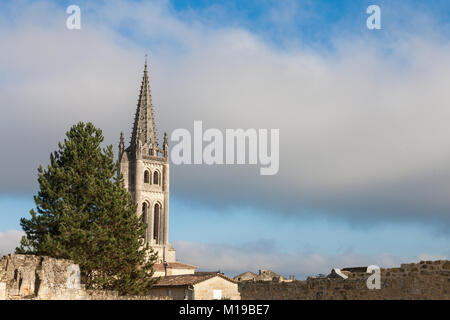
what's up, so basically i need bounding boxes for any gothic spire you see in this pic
[130,56,158,153]
[119,132,124,153]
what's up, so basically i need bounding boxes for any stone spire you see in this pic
[118,58,174,264]
[130,56,158,156]
[119,132,124,155]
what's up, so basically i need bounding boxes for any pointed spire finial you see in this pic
[144,54,148,72]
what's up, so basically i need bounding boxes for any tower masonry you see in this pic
[118,59,175,263]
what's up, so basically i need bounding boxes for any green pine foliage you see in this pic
[17,122,158,295]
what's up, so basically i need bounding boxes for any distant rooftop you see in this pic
[153,262,198,272]
[154,273,236,287]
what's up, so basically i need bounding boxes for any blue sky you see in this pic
[1,0,450,278]
[4,193,448,257]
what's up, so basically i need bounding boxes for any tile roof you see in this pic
[235,271,257,277]
[153,273,237,287]
[153,262,198,272]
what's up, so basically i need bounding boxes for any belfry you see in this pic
[118,58,175,264]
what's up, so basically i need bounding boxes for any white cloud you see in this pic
[416,253,448,261]
[174,240,448,279]
[0,230,24,256]
[1,0,450,228]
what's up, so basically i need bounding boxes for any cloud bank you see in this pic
[1,1,450,230]
[1,228,447,278]
[174,240,449,278]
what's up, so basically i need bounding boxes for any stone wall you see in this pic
[239,260,450,300]
[148,287,189,300]
[0,254,170,300]
[4,254,449,300]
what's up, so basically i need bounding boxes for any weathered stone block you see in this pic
[0,282,6,300]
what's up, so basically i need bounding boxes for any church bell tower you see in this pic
[118,57,175,263]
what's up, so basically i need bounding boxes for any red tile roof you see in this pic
[153,262,198,272]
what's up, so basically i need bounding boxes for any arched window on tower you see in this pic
[142,202,148,241]
[153,171,159,185]
[153,203,160,241]
[144,170,150,183]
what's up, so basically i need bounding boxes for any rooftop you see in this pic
[154,273,236,287]
[153,262,198,272]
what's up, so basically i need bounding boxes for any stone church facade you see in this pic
[117,59,175,264]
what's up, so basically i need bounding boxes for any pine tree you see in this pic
[17,122,158,295]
